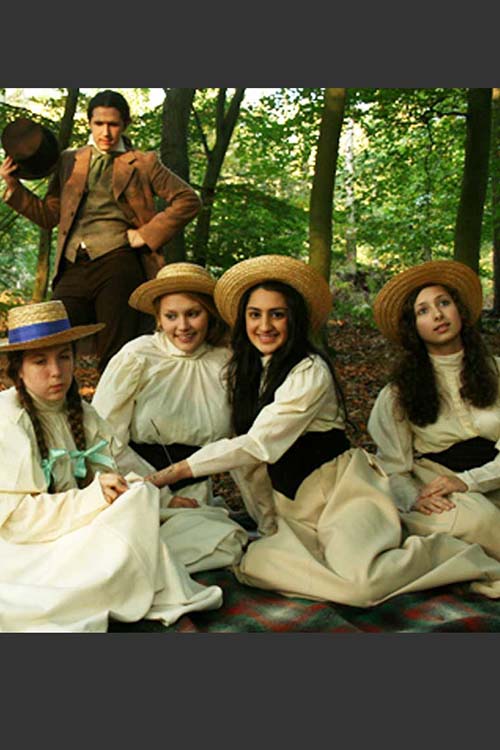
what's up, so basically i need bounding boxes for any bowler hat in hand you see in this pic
[1,117,60,180]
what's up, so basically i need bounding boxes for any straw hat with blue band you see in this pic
[213,254,333,331]
[0,300,104,352]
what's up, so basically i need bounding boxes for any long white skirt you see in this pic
[236,449,500,606]
[0,480,222,632]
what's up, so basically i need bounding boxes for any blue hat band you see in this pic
[9,318,71,344]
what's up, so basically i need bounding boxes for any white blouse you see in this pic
[93,332,232,447]
[368,351,500,509]
[0,386,116,540]
[188,354,344,478]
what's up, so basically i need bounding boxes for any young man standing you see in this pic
[0,90,201,370]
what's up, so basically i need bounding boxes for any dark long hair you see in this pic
[226,281,346,435]
[390,284,498,426]
[7,348,90,489]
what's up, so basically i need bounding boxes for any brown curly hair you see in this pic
[390,284,498,426]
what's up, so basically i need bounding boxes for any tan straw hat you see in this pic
[0,300,104,352]
[129,262,216,315]
[214,255,333,330]
[373,259,483,344]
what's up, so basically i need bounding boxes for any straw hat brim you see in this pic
[213,255,333,330]
[129,274,216,315]
[373,260,483,344]
[0,323,105,353]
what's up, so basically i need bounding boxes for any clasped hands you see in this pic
[412,474,468,515]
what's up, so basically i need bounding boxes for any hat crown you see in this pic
[2,117,43,158]
[129,263,216,315]
[214,254,333,330]
[8,300,69,331]
[373,259,483,344]
[156,262,214,285]
[1,117,60,180]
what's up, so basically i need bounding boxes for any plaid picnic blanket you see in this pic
[109,569,500,633]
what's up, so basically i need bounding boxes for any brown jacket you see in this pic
[5,145,201,283]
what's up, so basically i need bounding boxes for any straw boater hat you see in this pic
[1,117,60,180]
[213,254,333,330]
[0,300,104,352]
[129,262,216,316]
[373,259,483,344]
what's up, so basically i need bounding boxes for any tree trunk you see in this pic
[492,89,500,314]
[32,88,79,302]
[344,117,357,274]
[161,88,196,263]
[192,88,245,267]
[309,88,346,282]
[454,88,492,272]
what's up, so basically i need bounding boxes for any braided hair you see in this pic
[7,348,90,489]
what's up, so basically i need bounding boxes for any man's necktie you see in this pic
[87,151,114,190]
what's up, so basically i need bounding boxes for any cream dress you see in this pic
[0,387,222,633]
[368,351,500,561]
[92,332,247,572]
[185,354,500,606]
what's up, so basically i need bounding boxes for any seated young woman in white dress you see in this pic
[144,255,500,606]
[0,300,222,632]
[368,260,500,563]
[92,263,247,573]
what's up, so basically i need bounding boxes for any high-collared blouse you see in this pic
[368,351,500,509]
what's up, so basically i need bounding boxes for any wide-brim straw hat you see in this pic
[214,255,333,330]
[1,117,60,180]
[0,300,104,352]
[129,262,216,315]
[373,259,483,344]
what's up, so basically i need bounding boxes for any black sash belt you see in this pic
[130,441,210,492]
[421,436,498,472]
[267,428,350,500]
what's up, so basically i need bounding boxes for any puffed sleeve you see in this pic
[188,357,335,477]
[456,450,500,494]
[0,418,109,543]
[92,345,145,449]
[367,385,420,512]
[454,358,500,493]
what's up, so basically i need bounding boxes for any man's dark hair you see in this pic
[87,90,131,126]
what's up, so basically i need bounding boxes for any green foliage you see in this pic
[0,87,496,316]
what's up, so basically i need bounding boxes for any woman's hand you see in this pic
[418,475,468,500]
[99,472,129,504]
[411,474,467,515]
[412,494,456,515]
[0,156,20,191]
[145,460,193,488]
[169,495,200,509]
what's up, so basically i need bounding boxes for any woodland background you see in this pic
[1,87,498,505]
[0,87,498,315]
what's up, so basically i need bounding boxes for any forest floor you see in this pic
[3,313,500,511]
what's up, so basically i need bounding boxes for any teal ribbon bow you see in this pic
[41,439,115,486]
